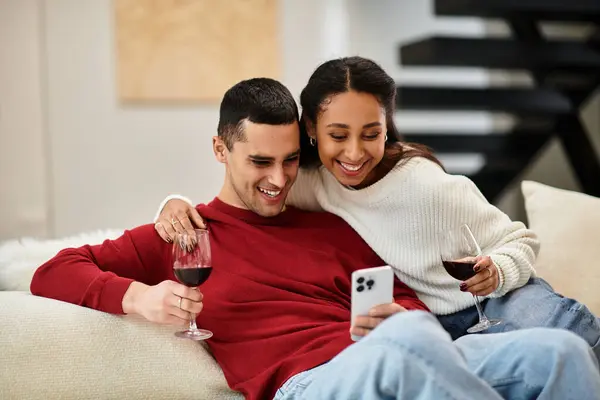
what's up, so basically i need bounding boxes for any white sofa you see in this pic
[0,233,243,399]
[0,291,242,400]
[1,181,599,399]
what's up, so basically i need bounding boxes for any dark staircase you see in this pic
[398,0,600,202]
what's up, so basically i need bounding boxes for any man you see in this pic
[31,78,600,400]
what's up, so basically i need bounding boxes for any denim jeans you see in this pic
[437,277,600,360]
[273,311,600,400]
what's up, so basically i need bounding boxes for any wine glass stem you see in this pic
[189,313,198,331]
[472,294,489,322]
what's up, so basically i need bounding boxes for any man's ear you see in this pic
[213,136,228,163]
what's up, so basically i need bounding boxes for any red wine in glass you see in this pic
[173,265,212,286]
[172,229,213,341]
[442,261,476,281]
[438,224,502,333]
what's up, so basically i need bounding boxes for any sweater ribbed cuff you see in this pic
[488,253,526,297]
[490,258,505,296]
[98,276,136,314]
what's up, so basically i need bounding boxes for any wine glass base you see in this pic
[175,329,213,341]
[467,319,502,334]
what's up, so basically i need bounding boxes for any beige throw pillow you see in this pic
[522,180,600,315]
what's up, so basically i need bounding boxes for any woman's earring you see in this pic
[385,134,388,141]
[309,137,316,146]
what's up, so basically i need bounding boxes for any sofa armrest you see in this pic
[0,291,242,400]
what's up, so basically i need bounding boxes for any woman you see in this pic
[154,57,600,354]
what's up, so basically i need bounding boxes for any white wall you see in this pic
[0,0,48,239]
[44,0,339,237]
[0,0,328,239]
[1,0,598,239]
[43,0,224,236]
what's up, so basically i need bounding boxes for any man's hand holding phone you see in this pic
[350,302,406,338]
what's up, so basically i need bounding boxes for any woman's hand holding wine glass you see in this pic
[459,255,500,297]
[438,224,502,333]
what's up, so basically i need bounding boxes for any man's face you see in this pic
[217,121,300,217]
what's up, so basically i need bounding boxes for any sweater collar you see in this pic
[208,197,297,226]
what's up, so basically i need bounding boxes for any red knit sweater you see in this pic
[31,198,429,399]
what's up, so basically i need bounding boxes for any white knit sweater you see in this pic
[159,157,539,314]
[287,157,539,314]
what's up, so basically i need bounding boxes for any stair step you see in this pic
[404,130,551,200]
[440,164,523,202]
[402,131,552,156]
[400,37,600,71]
[435,0,600,22]
[470,169,521,202]
[590,29,600,50]
[396,87,574,115]
[543,71,600,90]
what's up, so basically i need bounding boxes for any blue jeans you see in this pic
[273,311,600,400]
[437,277,600,360]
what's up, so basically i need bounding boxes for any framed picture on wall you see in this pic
[114,0,280,103]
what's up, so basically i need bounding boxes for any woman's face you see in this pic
[312,91,387,188]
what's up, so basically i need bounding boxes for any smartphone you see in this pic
[350,266,394,341]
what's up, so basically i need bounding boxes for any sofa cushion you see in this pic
[522,180,600,315]
[0,229,124,291]
[0,291,243,400]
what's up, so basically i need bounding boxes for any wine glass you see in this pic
[438,224,502,333]
[172,229,213,340]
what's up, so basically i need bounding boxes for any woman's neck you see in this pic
[350,161,396,190]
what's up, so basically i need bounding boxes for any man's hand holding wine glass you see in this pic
[122,229,212,340]
[122,280,204,327]
[460,255,500,297]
